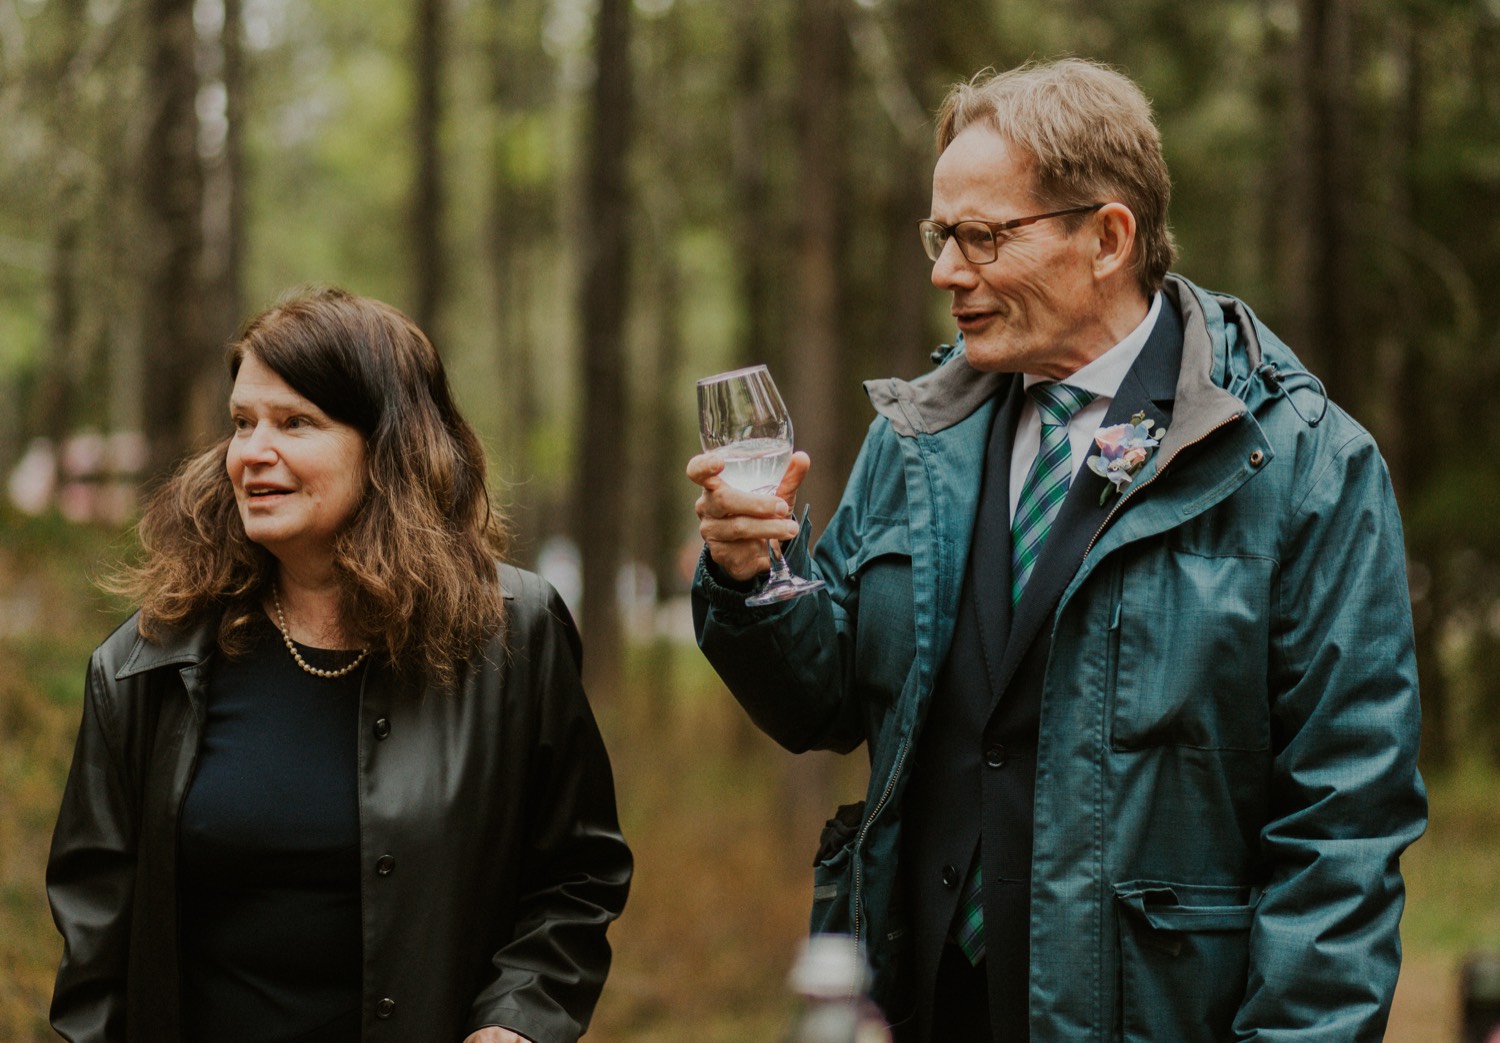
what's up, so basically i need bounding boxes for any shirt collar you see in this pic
[1022,291,1162,400]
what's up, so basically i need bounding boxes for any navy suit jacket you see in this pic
[900,295,1184,1042]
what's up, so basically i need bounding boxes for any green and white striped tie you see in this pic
[1009,382,1097,605]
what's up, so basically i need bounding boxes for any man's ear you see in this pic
[1091,202,1137,282]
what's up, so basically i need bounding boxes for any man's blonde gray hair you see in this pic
[935,58,1176,295]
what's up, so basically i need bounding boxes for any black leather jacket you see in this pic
[47,565,632,1043]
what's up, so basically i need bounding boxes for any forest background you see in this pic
[2,0,1499,1038]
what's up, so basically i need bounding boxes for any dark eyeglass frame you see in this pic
[918,204,1105,264]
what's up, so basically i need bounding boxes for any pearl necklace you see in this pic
[271,584,370,679]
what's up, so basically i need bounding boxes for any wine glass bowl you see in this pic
[697,365,825,605]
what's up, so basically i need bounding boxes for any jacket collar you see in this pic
[116,615,218,680]
[864,274,1255,442]
[113,569,522,684]
[1155,276,1260,463]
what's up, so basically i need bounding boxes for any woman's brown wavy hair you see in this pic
[113,286,508,687]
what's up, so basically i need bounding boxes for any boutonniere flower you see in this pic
[1087,412,1163,505]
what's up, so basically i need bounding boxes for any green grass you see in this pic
[0,512,138,1042]
[9,634,93,707]
[1383,760,1500,1038]
[1401,761,1500,953]
[0,642,77,1042]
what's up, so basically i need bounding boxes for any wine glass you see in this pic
[697,364,826,606]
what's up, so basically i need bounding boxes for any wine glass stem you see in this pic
[765,539,793,582]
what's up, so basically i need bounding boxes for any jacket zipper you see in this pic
[852,732,913,947]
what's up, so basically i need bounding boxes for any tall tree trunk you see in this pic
[731,5,775,373]
[1386,16,1451,769]
[877,0,939,382]
[571,0,633,700]
[1291,0,1361,411]
[222,0,245,329]
[35,0,89,449]
[631,6,689,618]
[411,0,446,336]
[778,0,849,832]
[788,0,846,528]
[38,199,82,447]
[635,245,684,726]
[201,0,246,352]
[139,0,207,481]
[483,0,548,557]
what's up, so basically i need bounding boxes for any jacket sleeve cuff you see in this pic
[692,506,815,623]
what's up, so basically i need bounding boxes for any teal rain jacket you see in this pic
[693,276,1427,1041]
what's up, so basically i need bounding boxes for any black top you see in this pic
[178,614,365,1043]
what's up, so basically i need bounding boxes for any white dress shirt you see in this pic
[1007,292,1162,521]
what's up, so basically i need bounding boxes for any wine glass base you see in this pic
[745,575,826,607]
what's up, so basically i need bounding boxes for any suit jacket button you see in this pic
[376,997,396,1019]
[985,744,1007,768]
[373,717,391,740]
[376,854,396,876]
[942,864,960,888]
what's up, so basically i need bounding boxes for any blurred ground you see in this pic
[2,517,1494,1041]
[1392,955,1454,1041]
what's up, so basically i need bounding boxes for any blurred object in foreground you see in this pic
[1461,951,1500,1043]
[783,934,892,1043]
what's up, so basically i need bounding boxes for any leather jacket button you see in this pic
[376,997,395,1019]
[373,717,391,740]
[942,864,960,888]
[375,854,396,876]
[985,744,1007,769]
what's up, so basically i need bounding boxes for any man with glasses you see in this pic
[687,58,1424,1042]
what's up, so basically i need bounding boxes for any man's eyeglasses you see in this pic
[918,204,1104,264]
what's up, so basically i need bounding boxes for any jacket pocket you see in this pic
[808,800,914,1029]
[1113,880,1258,1043]
[1110,548,1275,751]
[810,833,856,936]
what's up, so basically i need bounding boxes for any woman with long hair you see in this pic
[47,287,631,1043]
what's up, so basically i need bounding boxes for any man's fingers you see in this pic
[688,449,803,582]
[692,457,794,522]
[686,451,726,488]
[699,509,799,545]
[703,539,772,581]
[697,487,794,523]
[776,451,811,504]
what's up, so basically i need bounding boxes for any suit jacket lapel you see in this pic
[968,376,1026,697]
[989,295,1185,710]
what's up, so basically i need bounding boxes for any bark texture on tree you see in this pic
[412,0,447,339]
[139,0,207,480]
[788,0,847,533]
[572,0,633,699]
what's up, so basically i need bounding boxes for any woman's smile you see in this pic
[226,352,367,568]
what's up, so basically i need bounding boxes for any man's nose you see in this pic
[930,238,978,290]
